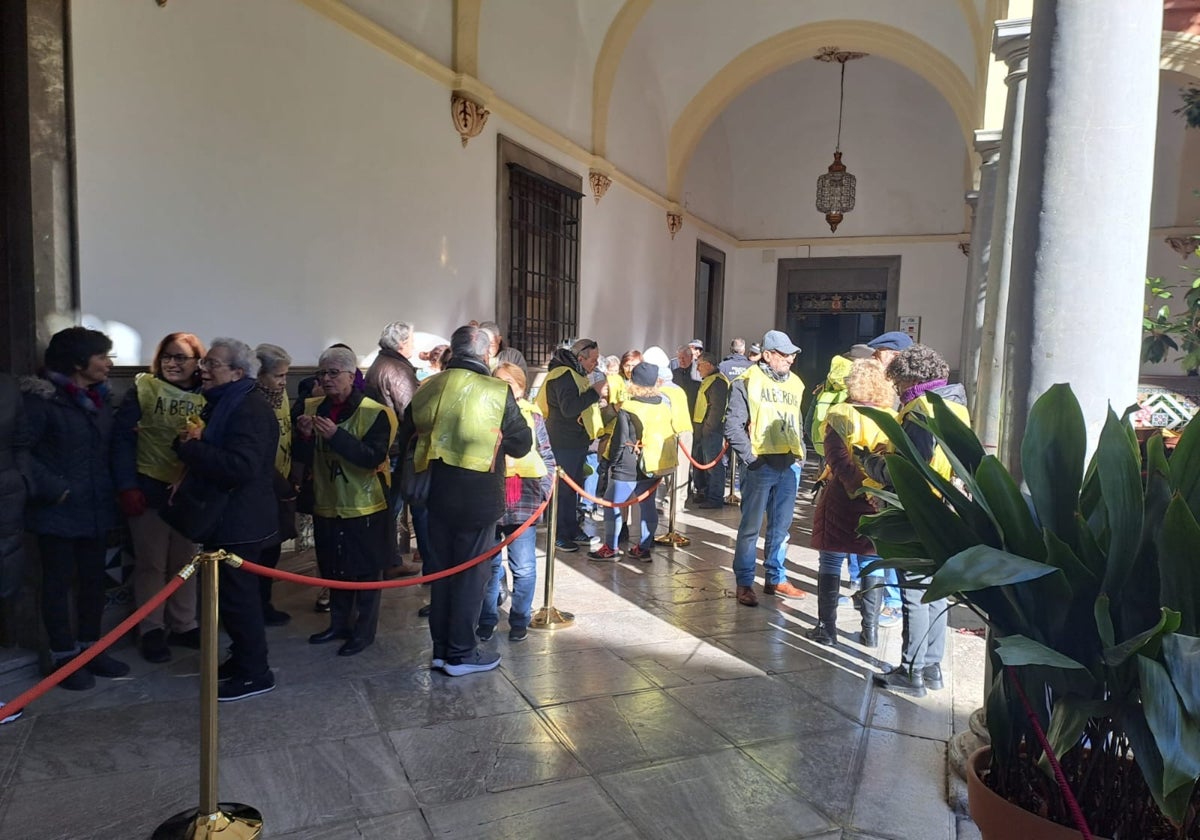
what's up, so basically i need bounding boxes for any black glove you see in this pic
[746,456,766,471]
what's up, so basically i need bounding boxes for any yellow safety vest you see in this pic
[693,372,730,424]
[411,368,507,473]
[606,373,626,407]
[822,402,896,491]
[274,394,292,478]
[507,399,548,479]
[134,373,206,485]
[742,364,807,458]
[304,396,397,518]
[605,398,678,476]
[534,366,604,440]
[659,382,694,435]
[898,394,972,480]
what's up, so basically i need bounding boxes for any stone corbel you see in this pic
[450,74,493,148]
[666,208,683,239]
[1166,236,1197,258]
[589,172,612,204]
[959,242,971,257]
[156,0,168,6]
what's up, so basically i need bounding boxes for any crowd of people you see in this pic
[0,316,967,704]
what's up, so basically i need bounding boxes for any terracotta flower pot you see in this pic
[966,746,1111,840]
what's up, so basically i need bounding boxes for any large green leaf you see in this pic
[1163,634,1200,719]
[882,455,979,564]
[1073,511,1107,580]
[1042,529,1095,593]
[974,457,1045,561]
[858,556,936,576]
[1037,697,1110,776]
[1096,409,1144,594]
[994,635,1088,670]
[1170,413,1200,520]
[1158,495,1200,636]
[1094,594,1115,649]
[857,506,916,543]
[1102,609,1182,666]
[926,391,986,475]
[1021,385,1087,542]
[1137,655,1200,808]
[924,545,1062,603]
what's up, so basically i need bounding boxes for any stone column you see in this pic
[959,130,1002,414]
[971,20,1031,455]
[1000,0,1162,474]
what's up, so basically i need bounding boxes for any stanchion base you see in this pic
[530,606,575,630]
[724,494,740,505]
[153,804,263,839]
[653,532,691,547]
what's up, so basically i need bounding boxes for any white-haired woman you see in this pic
[254,343,295,626]
[170,337,280,702]
[295,345,396,657]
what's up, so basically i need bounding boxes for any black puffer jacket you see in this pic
[21,375,117,538]
[0,373,32,597]
[543,349,600,450]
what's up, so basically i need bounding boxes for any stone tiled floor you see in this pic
[0,499,985,839]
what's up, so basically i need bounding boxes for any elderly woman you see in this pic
[295,345,396,657]
[22,327,128,691]
[171,337,279,702]
[112,332,207,663]
[253,343,295,627]
[806,358,896,648]
[476,362,556,643]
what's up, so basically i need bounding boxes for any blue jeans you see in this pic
[479,526,537,630]
[884,567,901,608]
[733,460,801,586]
[604,478,658,551]
[554,447,588,540]
[582,452,600,513]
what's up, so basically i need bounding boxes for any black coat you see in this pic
[21,375,117,538]
[542,354,601,450]
[176,387,279,547]
[0,373,32,597]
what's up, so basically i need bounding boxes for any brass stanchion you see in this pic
[154,551,264,840]
[725,450,740,505]
[654,467,690,547]
[531,468,574,630]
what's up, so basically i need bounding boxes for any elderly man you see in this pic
[720,338,751,380]
[536,338,606,552]
[479,320,529,376]
[725,330,809,607]
[397,325,532,676]
[365,321,422,577]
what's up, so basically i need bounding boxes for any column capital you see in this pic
[993,18,1031,79]
[973,128,1002,160]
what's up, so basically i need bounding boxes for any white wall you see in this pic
[342,0,453,67]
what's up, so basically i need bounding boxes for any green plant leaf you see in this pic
[1021,385,1086,542]
[1073,511,1106,579]
[858,557,936,576]
[1163,634,1200,720]
[1096,408,1144,594]
[925,391,986,475]
[1122,705,1176,821]
[974,456,1046,561]
[995,635,1088,670]
[1103,609,1182,666]
[882,455,980,564]
[857,506,916,543]
[1137,655,1200,808]
[1037,697,1109,776]
[1158,495,1200,636]
[1042,529,1095,592]
[1094,594,1115,649]
[1170,413,1200,521]
[923,545,1062,603]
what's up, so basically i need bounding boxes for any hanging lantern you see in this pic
[814,48,865,233]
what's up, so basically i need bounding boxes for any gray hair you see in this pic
[254,343,291,375]
[450,324,490,361]
[318,345,358,372]
[730,337,746,354]
[209,337,259,377]
[378,321,413,352]
[479,321,502,341]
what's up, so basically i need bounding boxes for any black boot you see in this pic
[804,574,841,646]
[858,578,882,648]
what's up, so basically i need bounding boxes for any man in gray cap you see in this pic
[724,330,809,606]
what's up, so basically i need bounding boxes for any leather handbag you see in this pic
[160,472,230,544]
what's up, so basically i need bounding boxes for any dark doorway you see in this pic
[775,256,900,398]
[695,241,725,354]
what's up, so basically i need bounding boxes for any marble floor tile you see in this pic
[423,776,642,839]
[566,608,697,649]
[667,676,852,746]
[868,680,954,741]
[850,728,954,840]
[217,676,381,756]
[503,646,655,706]
[275,809,433,839]
[615,637,766,687]
[388,711,586,804]
[600,750,835,840]
[710,629,828,674]
[742,723,868,822]
[540,689,732,773]
[782,661,875,724]
[361,663,530,729]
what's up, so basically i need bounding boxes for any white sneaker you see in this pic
[0,702,20,725]
[443,650,501,677]
[431,658,445,670]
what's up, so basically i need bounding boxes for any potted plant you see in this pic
[857,384,1200,839]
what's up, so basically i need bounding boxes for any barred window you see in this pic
[505,163,582,369]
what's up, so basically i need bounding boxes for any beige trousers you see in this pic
[128,507,199,635]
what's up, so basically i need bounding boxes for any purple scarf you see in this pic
[900,379,948,406]
[46,371,108,413]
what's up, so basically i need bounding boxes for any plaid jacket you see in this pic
[499,412,556,530]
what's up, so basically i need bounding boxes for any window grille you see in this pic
[506,163,581,369]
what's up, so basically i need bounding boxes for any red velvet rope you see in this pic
[677,439,728,470]
[1006,665,1094,840]
[555,468,661,509]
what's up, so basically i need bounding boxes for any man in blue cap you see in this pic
[866,330,913,370]
[724,329,809,606]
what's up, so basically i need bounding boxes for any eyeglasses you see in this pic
[198,357,230,370]
[159,353,198,365]
[315,369,349,380]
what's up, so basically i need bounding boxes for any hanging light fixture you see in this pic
[815,47,866,233]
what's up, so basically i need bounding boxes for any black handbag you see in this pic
[161,472,230,544]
